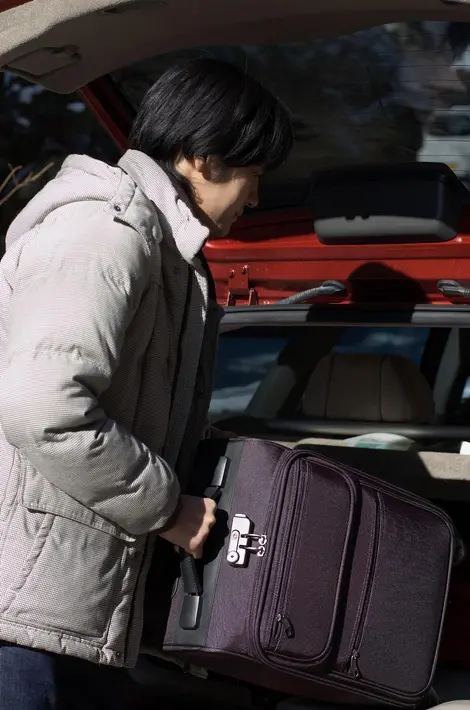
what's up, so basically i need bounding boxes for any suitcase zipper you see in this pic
[345,491,381,680]
[275,613,295,639]
[249,451,304,658]
[266,460,303,647]
[348,649,360,678]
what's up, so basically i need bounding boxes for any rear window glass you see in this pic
[111,21,470,209]
[210,326,431,420]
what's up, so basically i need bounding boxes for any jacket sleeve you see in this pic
[0,207,180,536]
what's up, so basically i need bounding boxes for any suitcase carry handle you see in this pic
[179,455,230,631]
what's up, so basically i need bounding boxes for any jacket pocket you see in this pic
[21,466,136,542]
[1,466,140,640]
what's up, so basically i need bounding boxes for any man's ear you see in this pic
[192,156,207,175]
[195,155,224,181]
[205,156,230,182]
[176,155,225,182]
[174,155,207,182]
[186,155,215,182]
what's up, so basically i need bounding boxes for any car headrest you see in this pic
[302,353,435,423]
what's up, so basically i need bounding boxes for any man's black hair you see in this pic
[129,57,294,188]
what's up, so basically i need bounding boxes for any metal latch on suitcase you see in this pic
[227,514,267,567]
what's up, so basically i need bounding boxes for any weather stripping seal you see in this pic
[221,305,470,328]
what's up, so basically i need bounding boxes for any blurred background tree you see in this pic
[0,74,118,252]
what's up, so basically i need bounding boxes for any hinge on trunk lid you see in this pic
[226,264,259,306]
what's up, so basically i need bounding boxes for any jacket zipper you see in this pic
[345,491,381,680]
[124,536,150,666]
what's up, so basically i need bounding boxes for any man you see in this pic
[0,57,293,708]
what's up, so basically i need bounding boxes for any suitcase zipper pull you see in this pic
[276,613,294,639]
[348,650,361,678]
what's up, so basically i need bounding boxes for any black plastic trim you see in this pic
[178,455,231,630]
[222,304,470,329]
[179,594,202,632]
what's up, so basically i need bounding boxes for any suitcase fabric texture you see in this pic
[161,438,456,707]
[438,559,470,668]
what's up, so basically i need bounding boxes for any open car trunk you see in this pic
[1,0,470,94]
[4,2,470,307]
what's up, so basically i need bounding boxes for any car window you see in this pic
[209,326,431,420]
[111,21,470,206]
[211,333,289,420]
[461,379,470,404]
[334,326,430,366]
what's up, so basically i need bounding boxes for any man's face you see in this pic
[178,158,263,237]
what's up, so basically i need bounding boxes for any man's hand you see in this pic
[158,494,217,558]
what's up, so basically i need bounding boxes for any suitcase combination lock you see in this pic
[227,514,268,567]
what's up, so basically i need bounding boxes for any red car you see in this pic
[3,1,470,707]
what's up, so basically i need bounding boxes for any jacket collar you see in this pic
[118,149,210,266]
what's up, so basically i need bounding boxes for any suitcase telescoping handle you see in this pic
[179,455,230,631]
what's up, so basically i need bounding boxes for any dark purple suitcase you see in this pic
[162,438,455,707]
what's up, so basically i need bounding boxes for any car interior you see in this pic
[210,323,470,518]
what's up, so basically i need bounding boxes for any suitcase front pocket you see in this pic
[338,492,452,697]
[255,455,359,670]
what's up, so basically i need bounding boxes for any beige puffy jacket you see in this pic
[0,150,222,666]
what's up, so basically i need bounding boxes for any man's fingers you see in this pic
[205,498,217,527]
[207,498,217,513]
[189,517,215,558]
